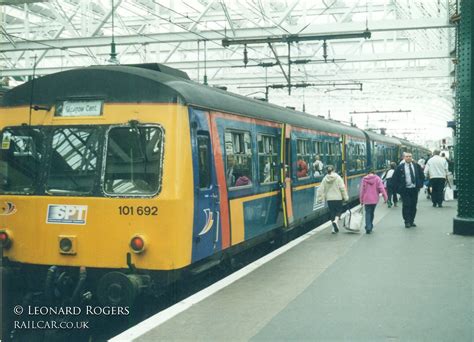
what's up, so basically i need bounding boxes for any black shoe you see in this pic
[433,203,437,207]
[332,221,339,233]
[405,223,411,228]
[411,223,417,227]
[438,204,443,208]
[366,230,371,234]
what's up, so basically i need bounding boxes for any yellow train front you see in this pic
[0,65,203,310]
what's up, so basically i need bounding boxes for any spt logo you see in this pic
[47,205,88,225]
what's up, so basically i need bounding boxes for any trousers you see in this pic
[400,188,419,224]
[430,178,446,206]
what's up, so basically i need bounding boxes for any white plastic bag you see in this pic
[343,208,363,232]
[444,186,454,201]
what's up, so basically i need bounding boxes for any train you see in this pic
[0,63,430,312]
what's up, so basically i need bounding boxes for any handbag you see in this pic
[343,208,363,232]
[444,186,454,201]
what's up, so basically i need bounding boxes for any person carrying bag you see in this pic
[316,165,349,234]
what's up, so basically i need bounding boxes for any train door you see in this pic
[190,109,221,262]
[280,123,294,227]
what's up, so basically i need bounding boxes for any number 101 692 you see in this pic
[118,206,158,216]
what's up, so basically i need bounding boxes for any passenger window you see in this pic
[312,141,324,177]
[258,134,278,184]
[104,125,164,196]
[296,139,310,179]
[197,133,211,189]
[224,130,253,188]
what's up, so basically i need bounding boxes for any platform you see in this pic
[112,195,473,341]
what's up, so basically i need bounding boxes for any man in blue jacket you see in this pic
[392,152,425,228]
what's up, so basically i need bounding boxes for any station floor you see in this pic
[113,195,473,341]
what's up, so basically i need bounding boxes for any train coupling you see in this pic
[97,271,151,307]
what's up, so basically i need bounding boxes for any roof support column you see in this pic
[453,0,474,235]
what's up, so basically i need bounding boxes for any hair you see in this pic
[326,165,334,173]
[441,152,445,157]
[433,150,441,155]
[390,162,397,169]
[368,169,375,174]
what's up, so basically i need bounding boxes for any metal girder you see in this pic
[162,0,215,63]
[0,18,453,53]
[0,50,451,77]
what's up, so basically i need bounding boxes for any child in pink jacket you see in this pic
[360,170,388,234]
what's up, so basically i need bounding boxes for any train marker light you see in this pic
[58,235,77,255]
[130,235,145,253]
[0,230,12,249]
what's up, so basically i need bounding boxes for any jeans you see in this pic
[364,204,376,231]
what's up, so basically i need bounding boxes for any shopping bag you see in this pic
[343,208,363,232]
[444,186,454,201]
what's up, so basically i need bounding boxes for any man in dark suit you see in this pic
[392,152,424,228]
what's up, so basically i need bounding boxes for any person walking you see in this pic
[317,165,349,233]
[360,170,388,234]
[382,162,398,207]
[424,150,449,208]
[392,152,424,228]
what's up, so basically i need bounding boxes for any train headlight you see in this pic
[130,235,146,254]
[0,230,12,249]
[58,235,77,255]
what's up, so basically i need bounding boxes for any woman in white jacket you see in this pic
[317,165,349,233]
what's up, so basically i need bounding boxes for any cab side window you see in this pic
[197,132,211,189]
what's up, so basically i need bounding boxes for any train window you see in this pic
[257,134,278,184]
[0,127,44,194]
[104,125,163,196]
[197,133,211,189]
[314,141,324,156]
[376,144,385,170]
[311,141,325,178]
[357,144,366,170]
[46,127,99,194]
[296,139,310,179]
[225,130,253,188]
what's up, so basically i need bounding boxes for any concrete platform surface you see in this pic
[114,196,473,341]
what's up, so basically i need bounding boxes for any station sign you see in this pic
[55,100,103,117]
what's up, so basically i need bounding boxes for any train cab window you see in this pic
[225,130,253,188]
[104,125,163,196]
[0,127,44,194]
[197,133,211,189]
[46,127,99,194]
[257,134,278,184]
[296,139,310,179]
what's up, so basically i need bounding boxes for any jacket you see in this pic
[317,172,349,202]
[360,174,388,205]
[424,155,448,179]
[392,162,424,194]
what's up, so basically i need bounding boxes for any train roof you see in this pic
[362,130,401,145]
[397,137,430,152]
[2,64,366,139]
